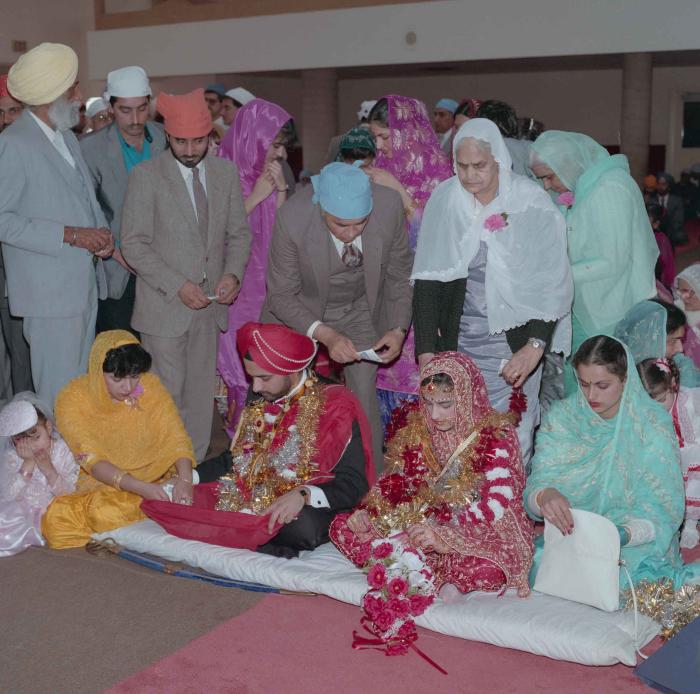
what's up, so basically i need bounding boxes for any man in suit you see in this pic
[657,172,687,246]
[0,43,114,405]
[261,163,413,467]
[121,89,250,461]
[81,66,168,334]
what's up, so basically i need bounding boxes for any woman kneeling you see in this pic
[331,352,533,599]
[526,335,700,587]
[42,330,196,549]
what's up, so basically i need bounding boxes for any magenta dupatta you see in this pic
[374,95,453,395]
[216,99,292,418]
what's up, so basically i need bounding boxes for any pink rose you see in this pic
[387,597,411,620]
[367,563,387,590]
[386,642,410,656]
[397,620,417,641]
[374,608,395,633]
[387,577,409,597]
[556,191,575,208]
[408,593,433,616]
[484,213,508,231]
[363,593,384,620]
[372,542,393,560]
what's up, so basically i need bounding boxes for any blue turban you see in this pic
[311,162,373,219]
[435,98,458,114]
[204,83,227,97]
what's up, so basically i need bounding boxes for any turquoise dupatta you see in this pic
[526,338,699,587]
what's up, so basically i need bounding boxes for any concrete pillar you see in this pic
[620,52,652,185]
[301,68,338,172]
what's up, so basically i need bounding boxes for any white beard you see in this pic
[47,95,81,131]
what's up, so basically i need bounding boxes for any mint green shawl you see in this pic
[526,339,699,587]
[531,131,658,337]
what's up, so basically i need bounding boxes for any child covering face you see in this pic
[638,358,700,548]
[0,396,78,556]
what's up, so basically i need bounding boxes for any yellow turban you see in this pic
[8,43,79,106]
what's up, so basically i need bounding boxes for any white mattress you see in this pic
[94,520,658,666]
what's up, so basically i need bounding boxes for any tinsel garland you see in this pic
[622,578,700,639]
[216,376,324,513]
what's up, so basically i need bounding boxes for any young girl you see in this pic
[0,394,78,556]
[638,358,700,548]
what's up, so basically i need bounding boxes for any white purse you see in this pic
[534,508,622,612]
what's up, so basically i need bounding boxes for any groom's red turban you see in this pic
[237,322,317,375]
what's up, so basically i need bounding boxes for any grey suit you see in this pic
[0,111,108,404]
[261,184,413,466]
[121,151,250,459]
[80,121,167,305]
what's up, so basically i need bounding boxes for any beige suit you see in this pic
[261,184,413,466]
[121,151,250,459]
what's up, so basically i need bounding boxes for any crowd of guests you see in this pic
[1,43,699,633]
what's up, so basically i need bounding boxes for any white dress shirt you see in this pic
[29,111,75,168]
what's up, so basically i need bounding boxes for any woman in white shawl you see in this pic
[411,119,573,466]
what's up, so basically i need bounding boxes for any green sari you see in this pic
[526,338,699,588]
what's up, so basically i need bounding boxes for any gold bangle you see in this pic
[404,199,417,216]
[112,469,126,490]
[535,489,545,509]
[175,477,193,486]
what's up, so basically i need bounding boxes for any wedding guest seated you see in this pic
[331,352,534,598]
[526,335,700,588]
[195,322,375,558]
[638,358,700,548]
[41,331,196,549]
[0,394,78,556]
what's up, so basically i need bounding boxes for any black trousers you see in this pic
[96,274,138,337]
[196,451,336,559]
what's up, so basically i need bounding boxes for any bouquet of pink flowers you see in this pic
[355,537,437,657]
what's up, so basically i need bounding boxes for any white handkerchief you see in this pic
[357,348,383,363]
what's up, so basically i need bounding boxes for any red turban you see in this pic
[237,322,317,375]
[157,88,212,138]
[0,75,10,99]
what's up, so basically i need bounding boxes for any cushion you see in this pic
[94,520,659,666]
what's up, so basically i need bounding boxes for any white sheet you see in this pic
[94,520,658,666]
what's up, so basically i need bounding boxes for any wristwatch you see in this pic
[527,337,546,351]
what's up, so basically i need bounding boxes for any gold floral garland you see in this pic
[216,375,324,513]
[365,409,514,535]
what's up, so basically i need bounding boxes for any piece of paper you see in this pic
[206,295,218,301]
[499,358,509,375]
[357,348,383,363]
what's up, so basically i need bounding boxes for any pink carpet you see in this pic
[108,593,655,694]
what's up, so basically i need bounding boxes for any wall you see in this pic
[87,1,700,78]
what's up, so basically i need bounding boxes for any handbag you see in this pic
[534,508,622,612]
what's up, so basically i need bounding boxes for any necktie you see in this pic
[192,167,208,244]
[341,242,363,268]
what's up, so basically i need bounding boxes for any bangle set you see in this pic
[112,469,126,490]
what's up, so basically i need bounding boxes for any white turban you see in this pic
[103,66,151,101]
[86,97,109,118]
[225,87,255,106]
[7,43,78,106]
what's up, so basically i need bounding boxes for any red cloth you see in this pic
[141,383,375,549]
[0,74,10,99]
[236,322,317,376]
[141,483,280,550]
[157,88,212,138]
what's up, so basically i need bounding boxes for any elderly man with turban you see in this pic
[261,162,413,469]
[0,43,114,406]
[81,66,167,335]
[143,322,375,558]
[120,88,251,462]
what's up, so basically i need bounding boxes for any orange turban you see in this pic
[157,88,212,138]
[643,174,657,190]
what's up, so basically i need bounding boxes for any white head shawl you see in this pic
[411,118,573,353]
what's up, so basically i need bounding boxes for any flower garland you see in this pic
[353,537,445,673]
[216,375,323,513]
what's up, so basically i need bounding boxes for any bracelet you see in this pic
[112,469,126,490]
[404,199,417,216]
[277,185,289,193]
[175,477,193,486]
[535,489,545,510]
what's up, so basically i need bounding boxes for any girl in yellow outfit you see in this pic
[42,330,196,549]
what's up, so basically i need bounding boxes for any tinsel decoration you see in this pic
[622,578,700,639]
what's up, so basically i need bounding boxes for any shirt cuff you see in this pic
[307,320,322,339]
[527,489,544,518]
[304,485,330,509]
[624,518,656,547]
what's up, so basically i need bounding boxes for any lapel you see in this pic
[361,215,383,313]
[203,158,223,251]
[308,206,332,304]
[106,125,127,185]
[159,152,199,236]
[64,132,103,224]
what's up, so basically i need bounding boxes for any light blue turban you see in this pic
[311,162,373,219]
[435,98,458,113]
